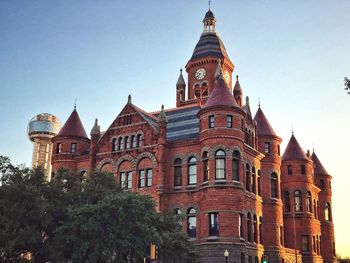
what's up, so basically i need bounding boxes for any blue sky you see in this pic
[0,0,349,256]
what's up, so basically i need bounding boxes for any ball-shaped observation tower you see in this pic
[27,113,62,180]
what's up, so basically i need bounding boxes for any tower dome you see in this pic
[28,113,62,141]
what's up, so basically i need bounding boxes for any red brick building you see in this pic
[50,9,336,263]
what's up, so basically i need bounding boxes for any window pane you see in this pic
[189,164,197,184]
[139,170,145,188]
[127,172,132,189]
[188,216,196,238]
[215,159,225,179]
[209,213,219,236]
[147,169,152,186]
[232,159,239,181]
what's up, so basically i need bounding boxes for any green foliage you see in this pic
[0,156,198,263]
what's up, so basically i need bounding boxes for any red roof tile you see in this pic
[282,134,308,161]
[311,152,329,175]
[204,78,238,108]
[253,107,277,136]
[57,109,88,138]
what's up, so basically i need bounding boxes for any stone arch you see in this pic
[201,146,211,156]
[210,144,230,158]
[135,152,157,167]
[171,154,185,163]
[231,146,243,159]
[115,155,136,172]
[97,158,117,172]
[184,152,200,163]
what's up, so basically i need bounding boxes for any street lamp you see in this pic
[224,249,229,263]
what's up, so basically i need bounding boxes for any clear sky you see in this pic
[0,0,349,256]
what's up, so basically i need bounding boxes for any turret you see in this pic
[233,75,243,107]
[281,134,322,263]
[253,106,283,259]
[176,69,186,106]
[312,151,336,263]
[51,107,90,172]
[90,118,100,171]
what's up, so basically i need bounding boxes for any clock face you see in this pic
[224,70,230,84]
[195,68,206,80]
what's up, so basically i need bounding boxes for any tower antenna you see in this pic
[209,0,211,10]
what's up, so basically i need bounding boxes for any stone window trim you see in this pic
[111,131,144,152]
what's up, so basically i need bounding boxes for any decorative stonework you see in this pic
[135,152,157,167]
[96,158,116,172]
[115,155,136,171]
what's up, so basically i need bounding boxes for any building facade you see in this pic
[49,9,336,263]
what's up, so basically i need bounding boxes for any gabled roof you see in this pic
[204,78,238,108]
[282,134,308,161]
[311,152,329,175]
[57,109,88,138]
[253,107,277,136]
[131,103,158,130]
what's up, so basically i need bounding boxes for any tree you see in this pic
[345,77,350,94]
[0,156,198,263]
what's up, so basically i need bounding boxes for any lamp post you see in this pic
[224,249,229,263]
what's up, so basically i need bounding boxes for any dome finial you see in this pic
[128,94,132,104]
[209,0,211,10]
[258,97,261,108]
[203,5,216,33]
[292,125,294,135]
[74,98,77,110]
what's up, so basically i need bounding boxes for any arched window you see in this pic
[232,151,240,181]
[194,84,200,98]
[247,213,252,242]
[215,150,226,179]
[246,164,251,191]
[188,157,197,185]
[252,167,256,194]
[253,215,257,243]
[131,135,136,148]
[187,208,197,238]
[174,158,182,187]
[203,152,209,182]
[257,170,261,196]
[284,191,291,212]
[294,190,302,212]
[201,82,208,97]
[270,173,278,198]
[306,191,312,213]
[325,202,331,221]
[118,137,124,150]
[137,134,143,147]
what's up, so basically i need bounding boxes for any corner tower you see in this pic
[184,8,234,104]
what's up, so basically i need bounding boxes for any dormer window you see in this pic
[209,115,214,128]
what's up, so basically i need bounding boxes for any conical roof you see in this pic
[176,69,186,86]
[282,134,308,161]
[204,78,238,108]
[311,152,329,175]
[253,107,277,136]
[57,109,88,138]
[233,75,242,95]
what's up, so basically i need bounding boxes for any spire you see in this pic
[233,75,242,96]
[215,59,223,80]
[176,69,186,87]
[158,105,168,123]
[253,107,277,136]
[57,108,88,138]
[311,151,329,175]
[282,134,308,161]
[203,6,216,33]
[128,94,132,104]
[204,78,238,108]
[90,118,100,135]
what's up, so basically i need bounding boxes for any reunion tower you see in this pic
[27,113,62,180]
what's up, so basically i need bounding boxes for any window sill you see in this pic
[173,186,182,191]
[207,236,219,241]
[186,185,197,190]
[214,179,227,184]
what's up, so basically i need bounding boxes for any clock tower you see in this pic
[184,8,234,104]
